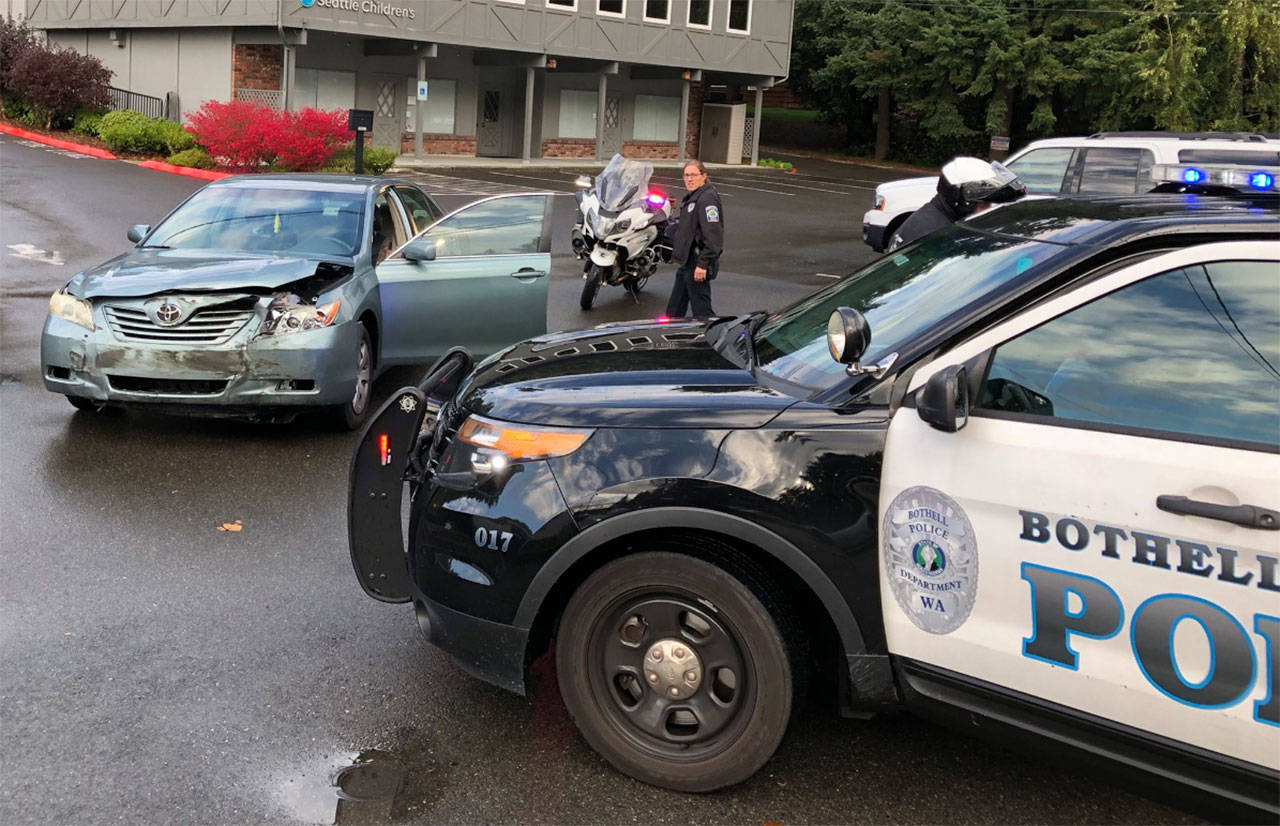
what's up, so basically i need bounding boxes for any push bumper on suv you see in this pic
[861,210,892,252]
[41,311,358,413]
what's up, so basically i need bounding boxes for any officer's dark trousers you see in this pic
[665,259,716,318]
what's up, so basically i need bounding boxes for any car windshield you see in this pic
[595,154,653,212]
[753,226,1064,391]
[143,186,365,257]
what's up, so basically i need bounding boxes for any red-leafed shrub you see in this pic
[275,108,353,171]
[186,100,353,171]
[7,42,111,129]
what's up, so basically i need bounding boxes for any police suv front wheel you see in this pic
[556,551,799,792]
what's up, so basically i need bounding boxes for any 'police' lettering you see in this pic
[1254,616,1278,726]
[1022,563,1122,669]
[1131,595,1254,708]
[1019,510,1050,543]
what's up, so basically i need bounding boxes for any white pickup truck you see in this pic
[861,132,1280,251]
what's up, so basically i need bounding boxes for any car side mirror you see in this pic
[402,240,436,262]
[917,365,970,432]
[127,224,151,244]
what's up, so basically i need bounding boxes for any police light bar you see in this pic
[1153,163,1280,192]
[646,191,667,208]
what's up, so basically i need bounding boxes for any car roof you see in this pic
[964,193,1279,246]
[1016,134,1280,161]
[207,174,404,193]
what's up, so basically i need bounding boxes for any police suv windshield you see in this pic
[753,227,1062,391]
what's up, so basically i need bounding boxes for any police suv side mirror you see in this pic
[127,224,151,244]
[917,365,969,432]
[402,240,437,262]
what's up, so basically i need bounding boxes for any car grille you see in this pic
[104,305,255,344]
[107,375,229,395]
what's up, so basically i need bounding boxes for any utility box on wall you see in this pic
[699,103,746,164]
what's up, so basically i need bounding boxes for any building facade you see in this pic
[25,0,793,162]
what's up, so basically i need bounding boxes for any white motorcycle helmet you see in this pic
[938,156,1027,217]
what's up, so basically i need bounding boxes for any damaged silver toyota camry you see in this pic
[41,175,554,428]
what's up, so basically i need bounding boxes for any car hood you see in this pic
[877,175,937,195]
[457,319,798,429]
[69,249,353,300]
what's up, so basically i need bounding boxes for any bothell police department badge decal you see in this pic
[882,486,978,634]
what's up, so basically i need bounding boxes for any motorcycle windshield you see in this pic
[596,154,653,212]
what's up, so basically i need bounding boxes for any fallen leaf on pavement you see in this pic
[217,520,243,533]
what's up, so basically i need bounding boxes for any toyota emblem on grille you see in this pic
[155,302,182,326]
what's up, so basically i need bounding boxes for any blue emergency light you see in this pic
[1249,171,1275,189]
[1182,168,1205,184]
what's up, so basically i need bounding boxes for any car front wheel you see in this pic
[327,326,373,431]
[556,551,799,792]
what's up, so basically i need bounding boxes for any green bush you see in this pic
[98,110,192,155]
[756,157,794,170]
[2,97,29,120]
[70,109,105,137]
[319,145,397,174]
[166,147,214,169]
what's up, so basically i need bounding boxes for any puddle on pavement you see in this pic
[278,745,445,824]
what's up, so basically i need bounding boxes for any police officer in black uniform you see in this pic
[888,157,1026,251]
[665,160,724,318]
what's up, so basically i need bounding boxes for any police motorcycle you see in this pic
[570,153,673,310]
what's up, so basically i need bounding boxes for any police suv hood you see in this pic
[457,319,797,429]
[68,249,352,300]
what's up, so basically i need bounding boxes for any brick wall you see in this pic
[399,134,479,155]
[541,138,596,158]
[232,44,282,92]
[685,81,709,160]
[622,140,678,159]
[761,82,805,110]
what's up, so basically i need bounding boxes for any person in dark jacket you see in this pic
[888,157,1026,251]
[665,160,724,318]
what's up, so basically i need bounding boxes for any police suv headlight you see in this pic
[260,297,341,336]
[49,288,94,331]
[457,414,593,463]
[874,194,886,210]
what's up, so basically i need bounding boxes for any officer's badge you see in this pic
[705,205,720,222]
[687,203,696,213]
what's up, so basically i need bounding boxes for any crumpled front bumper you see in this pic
[41,313,359,412]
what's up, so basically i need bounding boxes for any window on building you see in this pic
[547,0,577,9]
[633,95,680,141]
[294,68,356,111]
[405,78,457,134]
[559,89,598,139]
[727,0,750,33]
[598,0,625,16]
[688,0,711,28]
[643,0,669,21]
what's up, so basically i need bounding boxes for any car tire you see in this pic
[556,551,799,793]
[326,326,373,431]
[580,266,603,310]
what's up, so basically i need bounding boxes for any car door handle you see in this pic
[1156,495,1280,530]
[510,268,547,279]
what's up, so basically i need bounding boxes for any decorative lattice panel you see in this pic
[376,81,398,118]
[742,117,755,157]
[604,96,621,130]
[235,89,283,110]
[483,91,500,124]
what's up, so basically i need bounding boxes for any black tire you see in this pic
[326,326,374,431]
[580,266,603,310]
[556,551,798,792]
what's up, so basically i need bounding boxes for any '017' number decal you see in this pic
[475,526,514,553]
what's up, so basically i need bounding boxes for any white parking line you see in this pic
[714,174,874,194]
[8,243,65,265]
[816,272,841,279]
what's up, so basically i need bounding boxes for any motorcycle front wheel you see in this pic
[580,264,604,310]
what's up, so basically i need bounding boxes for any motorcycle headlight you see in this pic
[457,414,592,462]
[49,288,94,330]
[611,218,631,233]
[260,298,341,336]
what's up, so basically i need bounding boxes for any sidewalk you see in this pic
[392,154,761,171]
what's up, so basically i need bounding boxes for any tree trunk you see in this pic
[875,86,891,160]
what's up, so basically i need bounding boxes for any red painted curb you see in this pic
[137,160,232,181]
[0,122,117,159]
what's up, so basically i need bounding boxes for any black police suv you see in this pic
[350,184,1279,817]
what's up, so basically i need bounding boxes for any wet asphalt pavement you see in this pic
[0,135,1206,825]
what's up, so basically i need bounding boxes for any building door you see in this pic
[477,88,505,157]
[602,94,622,156]
[372,75,402,151]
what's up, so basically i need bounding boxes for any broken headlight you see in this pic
[260,296,341,336]
[49,287,94,330]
